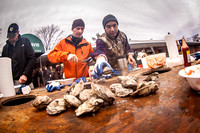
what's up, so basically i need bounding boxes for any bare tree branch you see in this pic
[192,34,200,42]
[91,32,101,41]
[0,28,3,49]
[34,24,64,51]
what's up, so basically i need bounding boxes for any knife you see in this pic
[78,57,92,63]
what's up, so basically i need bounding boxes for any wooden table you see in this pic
[0,65,200,133]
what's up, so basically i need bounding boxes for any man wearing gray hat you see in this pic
[90,14,136,79]
[2,23,36,85]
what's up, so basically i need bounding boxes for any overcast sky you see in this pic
[0,0,200,48]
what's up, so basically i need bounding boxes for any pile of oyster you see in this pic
[32,72,159,116]
[32,79,115,116]
[110,72,159,97]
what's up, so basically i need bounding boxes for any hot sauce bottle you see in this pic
[181,37,191,67]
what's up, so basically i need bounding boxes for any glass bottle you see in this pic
[181,37,191,67]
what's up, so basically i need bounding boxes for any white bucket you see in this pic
[165,33,179,60]
[141,58,149,68]
[0,57,15,97]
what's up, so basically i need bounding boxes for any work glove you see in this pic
[101,74,112,79]
[67,77,87,86]
[67,54,78,62]
[16,84,31,95]
[92,57,114,79]
[46,81,65,92]
[113,70,120,76]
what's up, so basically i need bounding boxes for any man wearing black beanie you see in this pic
[48,19,93,80]
[90,14,136,79]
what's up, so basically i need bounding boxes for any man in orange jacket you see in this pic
[48,19,93,79]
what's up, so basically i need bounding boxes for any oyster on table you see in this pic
[46,98,69,115]
[144,72,159,81]
[66,82,77,94]
[75,97,104,116]
[63,94,82,108]
[70,79,84,97]
[110,83,134,97]
[91,83,115,104]
[117,75,138,89]
[117,74,139,82]
[32,95,52,110]
[130,81,159,97]
[79,89,94,103]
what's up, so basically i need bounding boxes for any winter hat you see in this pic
[72,19,85,30]
[7,23,19,38]
[102,14,118,29]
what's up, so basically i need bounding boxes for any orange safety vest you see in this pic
[48,36,93,79]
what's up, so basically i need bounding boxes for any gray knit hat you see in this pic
[102,14,118,29]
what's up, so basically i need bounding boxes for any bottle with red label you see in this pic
[181,37,191,67]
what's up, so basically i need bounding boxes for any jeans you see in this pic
[128,64,133,71]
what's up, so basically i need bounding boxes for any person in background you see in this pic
[48,19,93,79]
[38,67,44,86]
[2,23,36,85]
[42,66,51,85]
[32,68,39,88]
[55,64,63,79]
[49,66,55,80]
[137,49,147,60]
[90,14,136,78]
[137,49,147,68]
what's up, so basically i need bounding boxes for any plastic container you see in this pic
[146,53,166,69]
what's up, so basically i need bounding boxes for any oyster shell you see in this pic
[66,82,77,94]
[144,72,159,81]
[79,89,94,102]
[110,83,134,97]
[131,81,159,97]
[70,79,84,97]
[63,94,82,108]
[94,78,106,84]
[75,97,104,116]
[32,95,52,110]
[91,83,115,104]
[46,98,69,115]
[121,79,137,89]
[103,66,113,75]
[117,75,138,89]
[117,74,139,82]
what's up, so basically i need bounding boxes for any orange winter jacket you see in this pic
[48,36,93,79]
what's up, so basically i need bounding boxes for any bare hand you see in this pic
[18,75,27,84]
[67,54,78,62]
[128,54,136,67]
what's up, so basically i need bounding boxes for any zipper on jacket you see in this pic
[75,47,78,79]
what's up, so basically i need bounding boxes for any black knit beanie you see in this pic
[72,19,85,30]
[102,14,118,29]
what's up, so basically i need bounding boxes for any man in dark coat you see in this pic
[2,23,36,85]
[90,14,136,78]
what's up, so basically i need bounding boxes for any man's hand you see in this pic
[67,54,78,62]
[18,75,27,84]
[92,56,114,79]
[128,54,136,67]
